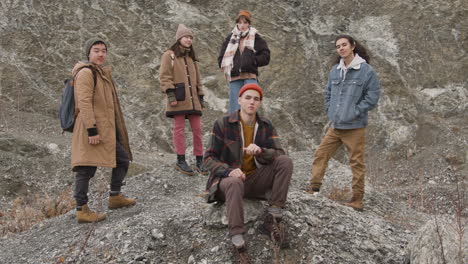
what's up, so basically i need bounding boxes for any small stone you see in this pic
[135,256,147,261]
[210,246,219,252]
[47,143,60,154]
[151,229,164,240]
[187,255,195,264]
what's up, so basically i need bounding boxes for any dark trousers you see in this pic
[74,141,130,206]
[216,155,293,235]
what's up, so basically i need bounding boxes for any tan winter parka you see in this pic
[159,50,204,117]
[71,61,132,168]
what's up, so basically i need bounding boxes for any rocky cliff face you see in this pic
[0,0,467,263]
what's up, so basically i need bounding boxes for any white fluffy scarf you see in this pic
[220,26,257,81]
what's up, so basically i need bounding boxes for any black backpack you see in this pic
[59,66,97,133]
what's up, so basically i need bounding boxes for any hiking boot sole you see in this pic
[108,202,136,209]
[194,167,209,175]
[174,164,195,176]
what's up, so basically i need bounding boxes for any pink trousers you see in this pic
[173,114,203,156]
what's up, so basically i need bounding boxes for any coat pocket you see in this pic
[174,83,186,101]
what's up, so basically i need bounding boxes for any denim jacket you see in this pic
[325,63,381,129]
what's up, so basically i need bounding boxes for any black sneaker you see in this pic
[195,156,209,175]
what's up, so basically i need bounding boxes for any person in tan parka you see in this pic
[159,24,208,176]
[71,38,136,223]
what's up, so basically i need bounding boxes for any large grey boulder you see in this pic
[406,216,468,264]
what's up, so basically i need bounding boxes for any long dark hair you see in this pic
[169,41,198,61]
[333,35,371,64]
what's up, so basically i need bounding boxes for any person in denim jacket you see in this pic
[307,35,381,211]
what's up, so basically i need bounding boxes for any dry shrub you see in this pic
[0,188,75,236]
[326,187,352,203]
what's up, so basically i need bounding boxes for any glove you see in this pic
[167,90,176,104]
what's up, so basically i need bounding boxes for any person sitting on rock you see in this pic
[71,38,136,223]
[306,35,381,211]
[203,83,293,263]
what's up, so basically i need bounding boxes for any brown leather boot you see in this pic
[76,204,106,223]
[108,194,136,209]
[232,244,251,264]
[344,193,364,211]
[259,213,290,248]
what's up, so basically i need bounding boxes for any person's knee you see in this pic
[117,159,129,170]
[276,155,293,168]
[313,147,329,160]
[75,166,96,179]
[223,177,244,192]
[191,125,202,134]
[174,125,185,133]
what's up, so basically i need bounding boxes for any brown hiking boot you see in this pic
[259,213,290,248]
[108,194,136,209]
[344,193,364,211]
[306,185,320,195]
[232,244,251,264]
[76,204,106,223]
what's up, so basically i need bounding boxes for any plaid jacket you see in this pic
[203,111,286,203]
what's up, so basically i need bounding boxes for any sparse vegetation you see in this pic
[0,188,75,236]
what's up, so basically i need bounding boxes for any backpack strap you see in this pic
[73,65,97,89]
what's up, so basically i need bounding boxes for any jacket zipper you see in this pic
[237,49,243,73]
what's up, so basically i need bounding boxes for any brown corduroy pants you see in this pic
[310,127,366,195]
[217,155,293,235]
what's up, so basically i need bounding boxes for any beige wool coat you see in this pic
[71,61,132,168]
[159,50,204,117]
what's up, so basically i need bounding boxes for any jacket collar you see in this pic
[228,110,268,125]
[75,60,112,81]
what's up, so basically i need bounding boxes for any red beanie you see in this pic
[238,83,263,100]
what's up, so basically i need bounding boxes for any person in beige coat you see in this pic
[71,38,136,223]
[159,24,208,176]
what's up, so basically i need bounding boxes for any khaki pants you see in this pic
[310,127,366,195]
[217,155,293,235]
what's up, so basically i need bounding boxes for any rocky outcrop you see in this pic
[0,151,430,263]
[406,216,468,264]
